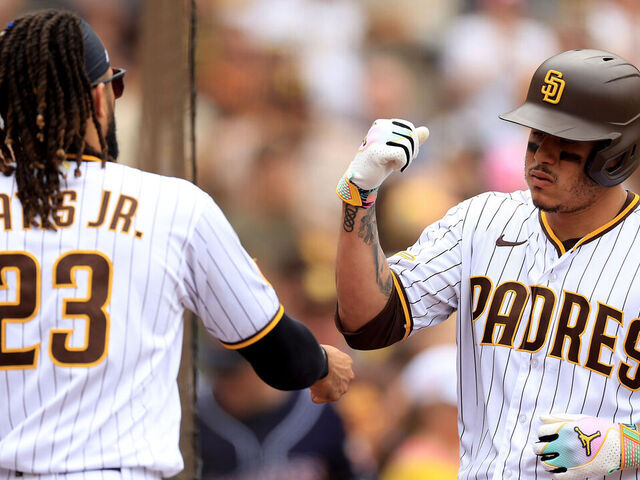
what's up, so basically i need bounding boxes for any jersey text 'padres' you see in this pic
[389,189,640,480]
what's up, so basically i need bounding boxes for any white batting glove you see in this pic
[336,118,429,208]
[533,413,640,479]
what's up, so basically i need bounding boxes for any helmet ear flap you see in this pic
[586,140,640,187]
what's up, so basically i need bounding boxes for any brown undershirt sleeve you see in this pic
[335,271,413,350]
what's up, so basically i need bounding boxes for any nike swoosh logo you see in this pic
[496,235,527,247]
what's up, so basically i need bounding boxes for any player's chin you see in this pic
[530,192,560,213]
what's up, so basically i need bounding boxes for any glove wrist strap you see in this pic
[336,174,378,209]
[621,423,640,470]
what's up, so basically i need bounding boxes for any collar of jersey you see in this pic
[65,153,103,162]
[539,191,640,256]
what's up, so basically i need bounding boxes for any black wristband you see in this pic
[318,346,329,379]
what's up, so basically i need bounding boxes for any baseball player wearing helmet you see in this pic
[334,49,640,479]
[0,9,353,480]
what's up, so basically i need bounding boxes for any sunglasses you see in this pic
[91,68,126,99]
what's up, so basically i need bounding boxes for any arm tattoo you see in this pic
[343,204,357,232]
[358,207,393,296]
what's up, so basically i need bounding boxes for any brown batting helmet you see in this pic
[500,49,640,187]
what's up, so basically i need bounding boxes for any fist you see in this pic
[309,345,354,404]
[347,118,429,190]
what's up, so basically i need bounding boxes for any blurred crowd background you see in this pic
[2,0,640,478]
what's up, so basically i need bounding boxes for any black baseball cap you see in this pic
[1,13,110,83]
[80,18,110,84]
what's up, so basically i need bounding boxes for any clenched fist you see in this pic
[309,345,354,403]
[337,118,429,208]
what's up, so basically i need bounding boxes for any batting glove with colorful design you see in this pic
[533,413,640,479]
[336,118,429,208]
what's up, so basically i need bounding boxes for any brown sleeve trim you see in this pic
[335,271,413,350]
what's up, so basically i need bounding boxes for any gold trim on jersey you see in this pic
[391,271,413,341]
[547,290,590,366]
[65,153,103,162]
[49,251,113,368]
[540,192,640,256]
[470,276,493,322]
[516,285,557,353]
[619,319,640,390]
[0,252,41,370]
[396,251,416,262]
[222,304,285,350]
[539,213,564,256]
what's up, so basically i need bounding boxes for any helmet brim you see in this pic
[499,102,620,142]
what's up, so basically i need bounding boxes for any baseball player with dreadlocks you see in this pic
[334,49,640,479]
[0,9,353,479]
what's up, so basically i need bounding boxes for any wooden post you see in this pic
[138,0,189,177]
[138,1,198,478]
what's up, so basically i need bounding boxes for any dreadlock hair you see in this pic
[0,9,108,229]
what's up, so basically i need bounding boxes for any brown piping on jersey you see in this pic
[539,191,639,257]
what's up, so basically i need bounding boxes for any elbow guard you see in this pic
[237,313,328,390]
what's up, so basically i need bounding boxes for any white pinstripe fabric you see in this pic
[389,190,640,480]
[0,467,159,479]
[0,161,279,477]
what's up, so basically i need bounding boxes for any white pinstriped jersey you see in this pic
[0,156,281,479]
[388,189,640,480]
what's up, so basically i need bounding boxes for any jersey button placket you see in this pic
[498,358,532,478]
[547,252,572,283]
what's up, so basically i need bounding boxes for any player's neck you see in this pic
[83,118,104,155]
[543,186,628,242]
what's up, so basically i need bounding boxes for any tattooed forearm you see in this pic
[343,204,358,232]
[358,207,377,245]
[374,249,393,295]
[358,207,393,295]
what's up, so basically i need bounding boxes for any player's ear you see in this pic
[91,83,108,120]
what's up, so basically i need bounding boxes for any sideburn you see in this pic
[106,110,118,160]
